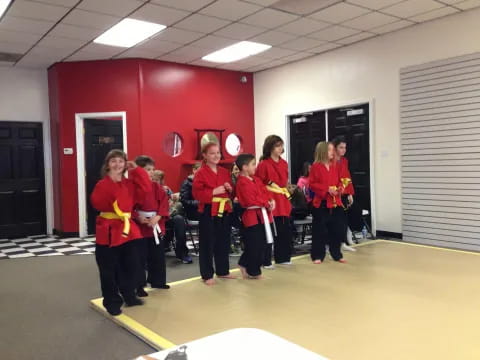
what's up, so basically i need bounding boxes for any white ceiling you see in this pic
[0,0,479,72]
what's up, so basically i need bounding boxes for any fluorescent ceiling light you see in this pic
[202,41,271,63]
[0,0,13,20]
[94,18,166,48]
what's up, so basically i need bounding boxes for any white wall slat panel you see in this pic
[401,53,480,251]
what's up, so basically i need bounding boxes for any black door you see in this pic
[328,104,370,230]
[84,119,123,235]
[289,111,326,185]
[0,122,46,238]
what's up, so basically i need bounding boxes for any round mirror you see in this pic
[163,132,183,157]
[200,132,219,149]
[225,133,242,156]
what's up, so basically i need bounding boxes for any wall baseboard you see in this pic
[53,229,80,238]
[376,230,402,240]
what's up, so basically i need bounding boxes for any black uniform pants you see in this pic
[311,206,344,261]
[263,216,292,266]
[238,223,267,277]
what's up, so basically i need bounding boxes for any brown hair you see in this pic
[314,142,329,164]
[260,135,284,161]
[101,149,127,177]
[135,155,155,168]
[235,154,255,171]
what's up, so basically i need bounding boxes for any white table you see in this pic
[136,328,328,360]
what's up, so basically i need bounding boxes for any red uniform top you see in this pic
[192,163,233,216]
[236,175,273,227]
[91,167,151,247]
[134,181,170,236]
[309,162,344,209]
[255,157,292,217]
[337,157,355,195]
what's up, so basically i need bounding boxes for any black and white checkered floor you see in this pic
[0,236,96,260]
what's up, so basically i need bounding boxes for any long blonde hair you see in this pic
[314,142,329,164]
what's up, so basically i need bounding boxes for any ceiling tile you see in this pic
[188,59,220,68]
[241,8,299,28]
[309,42,342,53]
[0,16,55,35]
[454,0,480,10]
[62,9,121,31]
[7,0,71,23]
[48,23,103,41]
[370,19,414,33]
[217,62,253,71]
[0,41,32,54]
[16,52,62,68]
[336,31,376,44]
[159,45,211,62]
[343,11,398,30]
[248,30,296,46]
[114,47,159,59]
[280,37,326,51]
[130,4,190,26]
[259,46,296,59]
[308,25,359,41]
[29,0,79,7]
[309,2,372,23]
[29,45,75,59]
[270,0,346,15]
[135,38,183,53]
[200,0,262,21]
[214,22,266,40]
[0,62,14,67]
[80,43,125,57]
[151,27,204,44]
[36,35,88,51]
[436,0,464,3]
[175,14,231,33]
[345,0,406,10]
[189,35,237,50]
[381,0,444,18]
[78,0,144,17]
[0,29,42,45]
[241,0,277,6]
[66,51,110,62]
[281,51,315,62]
[275,17,330,36]
[410,6,459,22]
[150,0,216,12]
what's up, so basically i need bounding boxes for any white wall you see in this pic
[0,66,53,234]
[253,8,480,234]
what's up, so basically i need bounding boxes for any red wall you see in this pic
[48,59,254,234]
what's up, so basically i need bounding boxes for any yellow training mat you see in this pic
[90,240,480,360]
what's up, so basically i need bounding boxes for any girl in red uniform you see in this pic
[192,142,236,285]
[90,149,151,316]
[309,142,346,264]
[256,135,292,268]
[332,137,356,252]
[235,154,275,279]
[133,155,170,297]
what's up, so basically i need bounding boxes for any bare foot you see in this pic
[204,278,215,286]
[238,266,248,279]
[218,274,237,279]
[248,275,263,280]
[313,259,322,264]
[338,259,347,263]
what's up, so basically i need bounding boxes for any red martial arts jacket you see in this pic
[134,181,170,236]
[255,157,292,217]
[91,167,150,247]
[235,175,273,228]
[309,162,344,209]
[337,157,355,196]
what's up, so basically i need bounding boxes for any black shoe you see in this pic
[151,284,170,290]
[106,307,122,316]
[124,297,144,307]
[136,287,149,297]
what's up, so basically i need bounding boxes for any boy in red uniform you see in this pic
[235,154,275,279]
[134,156,170,297]
[309,142,346,264]
[90,149,150,316]
[256,135,293,268]
[193,142,235,286]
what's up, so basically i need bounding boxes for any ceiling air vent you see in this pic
[271,0,342,15]
[0,52,22,62]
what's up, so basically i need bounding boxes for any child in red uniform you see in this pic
[134,156,170,297]
[192,142,236,286]
[309,142,346,264]
[256,135,293,268]
[90,149,150,316]
[332,137,356,252]
[235,154,275,279]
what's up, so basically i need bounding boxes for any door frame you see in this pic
[75,112,127,238]
[285,98,377,236]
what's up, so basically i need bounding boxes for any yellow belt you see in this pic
[341,177,352,188]
[212,197,232,218]
[267,184,291,199]
[99,200,131,237]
